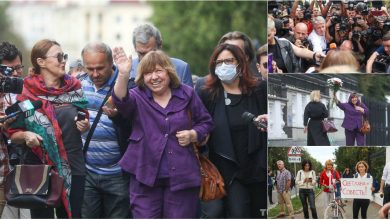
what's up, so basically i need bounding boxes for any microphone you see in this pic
[241,112,267,129]
[1,100,43,123]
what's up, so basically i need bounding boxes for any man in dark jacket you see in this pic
[268,17,324,73]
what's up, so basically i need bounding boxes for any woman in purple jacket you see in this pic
[111,48,214,218]
[334,91,369,146]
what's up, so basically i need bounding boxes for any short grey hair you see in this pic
[132,24,163,49]
[312,16,325,26]
[81,42,113,65]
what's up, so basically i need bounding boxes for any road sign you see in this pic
[288,146,303,156]
[288,156,301,163]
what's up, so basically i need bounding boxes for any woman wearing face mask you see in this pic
[334,91,369,146]
[196,43,267,218]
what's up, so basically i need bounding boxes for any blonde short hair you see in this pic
[355,161,369,173]
[135,50,180,89]
[325,159,333,168]
[310,90,321,102]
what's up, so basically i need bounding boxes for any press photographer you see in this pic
[0,41,25,218]
[367,32,390,73]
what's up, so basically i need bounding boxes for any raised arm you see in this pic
[113,47,132,100]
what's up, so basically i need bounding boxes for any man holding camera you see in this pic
[366,32,390,73]
[0,42,30,218]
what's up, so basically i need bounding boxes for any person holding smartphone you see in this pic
[296,160,318,219]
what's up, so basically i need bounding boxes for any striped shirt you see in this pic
[80,68,121,175]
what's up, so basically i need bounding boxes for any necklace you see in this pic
[224,91,231,105]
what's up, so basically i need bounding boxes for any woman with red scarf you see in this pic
[8,39,89,218]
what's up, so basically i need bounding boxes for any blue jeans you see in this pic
[81,170,130,218]
[299,189,318,219]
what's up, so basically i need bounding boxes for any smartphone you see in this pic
[268,53,273,73]
[77,111,86,121]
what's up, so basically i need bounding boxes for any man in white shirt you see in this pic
[379,162,390,212]
[308,16,327,53]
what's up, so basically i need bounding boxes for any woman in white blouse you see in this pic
[296,160,318,219]
[353,161,374,219]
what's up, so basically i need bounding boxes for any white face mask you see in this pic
[215,63,239,84]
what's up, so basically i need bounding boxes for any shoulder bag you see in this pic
[360,117,371,134]
[4,150,64,209]
[322,119,338,133]
[188,110,226,201]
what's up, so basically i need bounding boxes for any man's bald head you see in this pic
[294,22,308,41]
[340,40,353,51]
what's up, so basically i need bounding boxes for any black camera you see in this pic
[331,14,341,24]
[352,31,361,41]
[383,19,390,34]
[339,20,350,33]
[373,54,390,73]
[0,65,23,94]
[272,8,282,18]
[301,38,313,51]
[356,2,369,16]
[347,1,355,10]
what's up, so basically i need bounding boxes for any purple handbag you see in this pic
[322,119,338,133]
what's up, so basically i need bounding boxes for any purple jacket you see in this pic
[112,84,214,191]
[336,94,369,131]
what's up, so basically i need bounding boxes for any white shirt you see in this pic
[296,170,316,189]
[382,163,390,184]
[308,30,327,53]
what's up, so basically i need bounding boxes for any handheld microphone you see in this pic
[1,100,43,123]
[241,112,267,129]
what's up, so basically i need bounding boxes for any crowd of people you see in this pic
[0,23,267,219]
[271,159,377,219]
[268,0,390,73]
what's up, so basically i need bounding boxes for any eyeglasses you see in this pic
[215,58,236,67]
[45,53,68,63]
[262,62,267,69]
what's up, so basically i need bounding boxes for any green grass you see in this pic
[268,187,322,218]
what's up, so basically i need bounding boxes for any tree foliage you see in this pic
[359,75,390,102]
[334,147,385,181]
[268,147,323,176]
[150,1,266,76]
[0,2,28,71]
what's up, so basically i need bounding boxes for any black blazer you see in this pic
[196,78,267,183]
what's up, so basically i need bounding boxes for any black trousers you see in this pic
[353,199,370,219]
[30,175,85,219]
[201,180,267,219]
[268,185,273,203]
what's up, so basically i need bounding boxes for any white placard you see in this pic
[340,178,372,199]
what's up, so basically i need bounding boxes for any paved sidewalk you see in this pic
[276,191,381,219]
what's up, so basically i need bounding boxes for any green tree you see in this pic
[334,147,385,181]
[268,147,323,176]
[359,75,390,102]
[150,1,266,76]
[0,2,28,73]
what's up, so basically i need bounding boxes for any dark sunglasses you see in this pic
[262,62,267,69]
[45,53,68,63]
